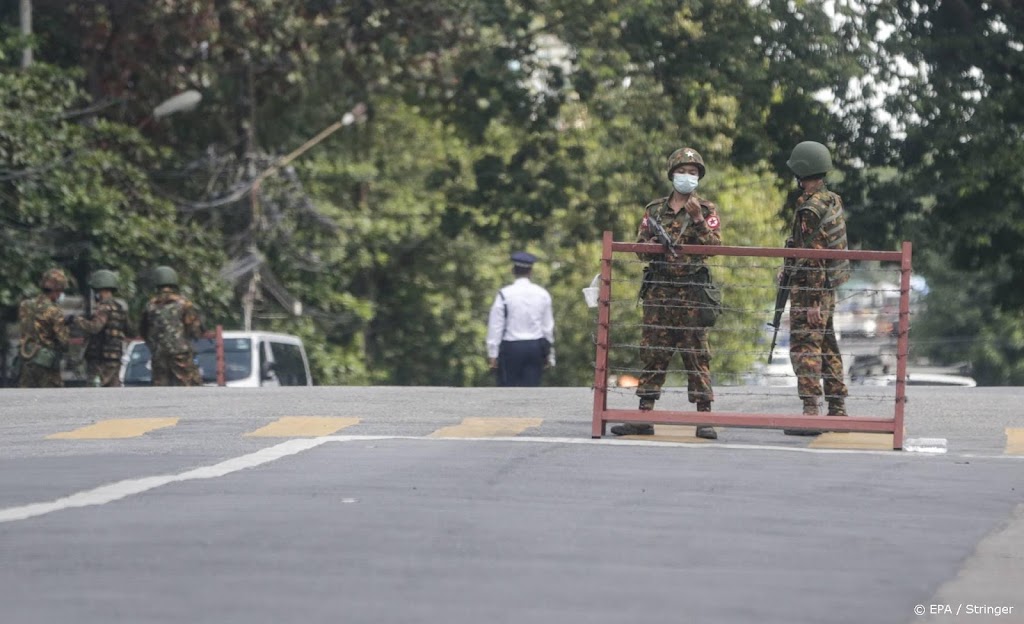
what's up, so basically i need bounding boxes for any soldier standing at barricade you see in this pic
[782,141,850,436]
[611,147,722,439]
[74,270,129,387]
[140,266,204,386]
[17,268,71,388]
[486,252,556,387]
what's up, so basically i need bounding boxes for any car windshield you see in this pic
[194,338,253,382]
[123,338,253,385]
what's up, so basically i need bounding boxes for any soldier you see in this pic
[139,266,204,387]
[486,252,556,387]
[75,269,129,387]
[17,268,72,388]
[611,147,723,439]
[782,141,850,436]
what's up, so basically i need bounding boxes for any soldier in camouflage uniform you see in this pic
[17,268,71,388]
[611,147,723,439]
[75,269,129,387]
[139,266,204,387]
[782,141,850,436]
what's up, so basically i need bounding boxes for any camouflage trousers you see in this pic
[86,360,123,388]
[19,362,63,388]
[152,352,202,387]
[789,285,847,403]
[636,284,713,404]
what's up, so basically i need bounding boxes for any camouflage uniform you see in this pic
[76,297,129,387]
[636,196,723,406]
[140,287,204,386]
[17,271,71,388]
[788,183,850,414]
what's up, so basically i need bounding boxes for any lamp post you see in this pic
[241,103,367,330]
[139,90,202,128]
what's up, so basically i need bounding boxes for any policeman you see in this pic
[782,141,850,435]
[139,266,204,387]
[17,268,72,388]
[612,147,722,439]
[486,252,556,387]
[75,269,130,387]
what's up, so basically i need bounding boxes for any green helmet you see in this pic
[787,141,833,178]
[152,265,179,288]
[89,269,119,291]
[667,147,706,180]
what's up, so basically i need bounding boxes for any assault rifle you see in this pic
[767,248,794,364]
[647,216,679,258]
[638,215,679,305]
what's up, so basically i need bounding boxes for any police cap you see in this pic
[510,251,537,268]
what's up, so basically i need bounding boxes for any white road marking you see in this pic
[0,433,975,525]
[0,437,337,524]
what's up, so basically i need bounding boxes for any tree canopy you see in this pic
[2,0,1021,385]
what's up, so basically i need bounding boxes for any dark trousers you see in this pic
[497,339,546,387]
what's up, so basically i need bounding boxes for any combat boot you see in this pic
[610,423,654,435]
[827,399,847,416]
[610,399,656,436]
[695,401,717,440]
[784,399,822,436]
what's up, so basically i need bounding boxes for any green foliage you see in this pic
[1,63,231,333]
[6,0,1020,385]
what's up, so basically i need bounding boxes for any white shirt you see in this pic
[486,277,555,365]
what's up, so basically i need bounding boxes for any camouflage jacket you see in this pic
[76,298,129,361]
[789,183,850,302]
[637,195,722,280]
[17,294,70,358]
[140,288,204,356]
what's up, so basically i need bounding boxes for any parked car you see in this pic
[121,331,313,387]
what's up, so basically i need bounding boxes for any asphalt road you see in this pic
[0,386,1021,624]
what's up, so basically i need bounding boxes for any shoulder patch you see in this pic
[705,214,720,230]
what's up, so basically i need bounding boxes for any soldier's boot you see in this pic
[610,399,656,436]
[784,399,822,436]
[827,399,847,416]
[695,401,717,440]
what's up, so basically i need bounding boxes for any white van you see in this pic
[121,331,313,387]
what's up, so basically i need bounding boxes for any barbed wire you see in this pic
[591,250,920,408]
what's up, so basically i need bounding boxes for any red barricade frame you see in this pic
[591,231,912,450]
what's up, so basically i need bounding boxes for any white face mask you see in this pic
[672,172,699,195]
[57,292,66,304]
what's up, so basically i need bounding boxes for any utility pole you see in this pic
[20,0,32,68]
[243,59,259,331]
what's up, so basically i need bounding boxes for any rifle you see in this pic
[638,214,679,305]
[648,216,679,258]
[767,249,794,364]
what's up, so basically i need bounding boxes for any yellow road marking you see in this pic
[809,432,894,450]
[429,417,542,438]
[244,417,360,438]
[1006,428,1024,455]
[47,418,180,440]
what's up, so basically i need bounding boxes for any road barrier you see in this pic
[590,231,913,449]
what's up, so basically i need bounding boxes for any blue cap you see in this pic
[511,251,537,268]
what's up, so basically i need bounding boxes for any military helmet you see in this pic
[787,141,833,178]
[40,268,69,291]
[152,265,179,288]
[89,269,119,291]
[667,147,706,180]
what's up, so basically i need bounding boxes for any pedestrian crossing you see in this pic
[35,418,1024,455]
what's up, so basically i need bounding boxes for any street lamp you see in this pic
[153,90,202,119]
[139,90,203,128]
[241,102,367,330]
